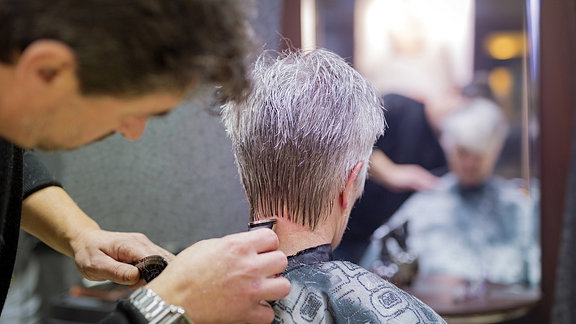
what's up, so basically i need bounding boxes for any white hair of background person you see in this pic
[440,98,509,155]
[221,49,385,229]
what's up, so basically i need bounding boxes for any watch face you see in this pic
[133,255,168,283]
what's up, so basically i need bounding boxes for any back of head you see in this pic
[440,98,509,156]
[0,0,255,100]
[222,49,385,229]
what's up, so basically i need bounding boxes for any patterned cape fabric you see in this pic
[273,244,445,323]
[401,174,540,286]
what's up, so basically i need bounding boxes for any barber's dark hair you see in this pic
[0,0,255,100]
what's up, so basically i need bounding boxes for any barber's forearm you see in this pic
[368,149,395,186]
[21,185,100,258]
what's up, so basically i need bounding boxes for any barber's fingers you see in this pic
[243,277,290,324]
[245,301,276,324]
[257,274,291,303]
[229,228,280,253]
[222,229,290,299]
[250,248,289,277]
[92,231,175,265]
[77,252,140,284]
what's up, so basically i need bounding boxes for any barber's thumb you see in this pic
[113,263,141,285]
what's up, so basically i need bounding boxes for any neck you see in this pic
[269,214,338,257]
[273,218,332,256]
[254,189,355,256]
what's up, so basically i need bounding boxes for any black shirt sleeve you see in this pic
[22,150,62,199]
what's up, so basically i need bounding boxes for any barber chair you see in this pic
[359,216,418,287]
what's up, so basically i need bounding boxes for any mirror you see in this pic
[309,0,533,179]
[312,0,533,181]
[306,0,541,319]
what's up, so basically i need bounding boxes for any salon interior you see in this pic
[3,0,575,323]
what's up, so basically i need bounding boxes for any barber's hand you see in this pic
[70,229,174,286]
[384,164,439,192]
[368,149,438,192]
[146,229,290,324]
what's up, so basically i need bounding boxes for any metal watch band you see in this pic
[129,287,193,324]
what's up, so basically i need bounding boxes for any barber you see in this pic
[0,0,290,323]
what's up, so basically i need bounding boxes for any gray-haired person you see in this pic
[222,49,445,323]
[392,98,540,286]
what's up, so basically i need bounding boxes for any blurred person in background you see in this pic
[335,75,496,264]
[389,98,539,286]
[334,92,452,263]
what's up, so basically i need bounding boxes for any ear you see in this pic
[14,40,77,95]
[339,161,364,210]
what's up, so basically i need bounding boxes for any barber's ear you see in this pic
[340,161,364,210]
[15,40,77,94]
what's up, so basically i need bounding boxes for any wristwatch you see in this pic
[129,287,193,324]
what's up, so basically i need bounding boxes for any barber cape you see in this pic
[273,244,445,323]
[403,174,540,286]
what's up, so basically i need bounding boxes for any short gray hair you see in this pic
[222,49,385,229]
[440,98,509,155]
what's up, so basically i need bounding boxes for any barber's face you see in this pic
[27,92,184,151]
[0,40,187,150]
[447,146,498,187]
